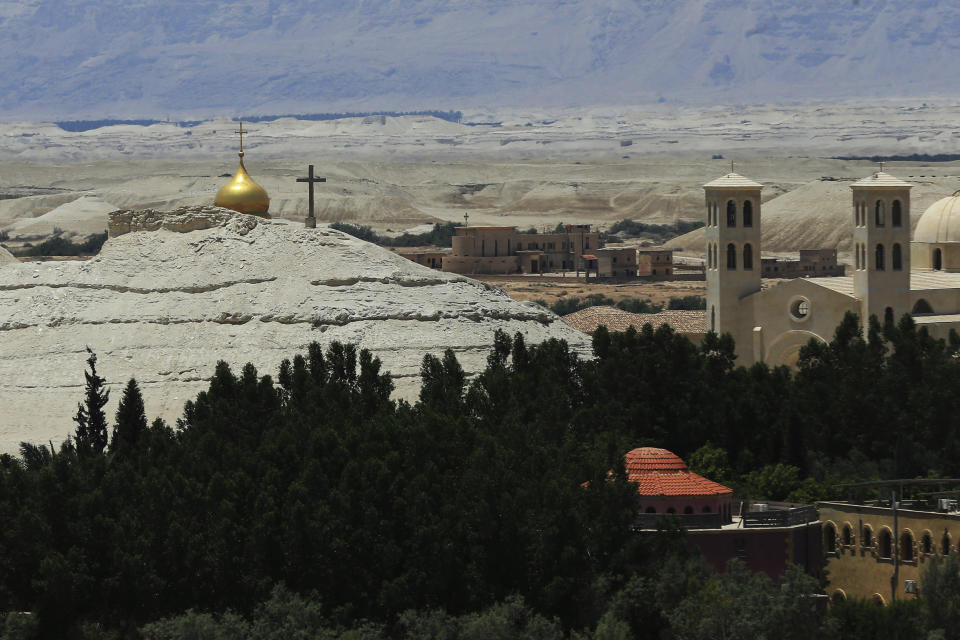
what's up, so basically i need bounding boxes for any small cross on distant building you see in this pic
[464,212,469,227]
[296,164,326,229]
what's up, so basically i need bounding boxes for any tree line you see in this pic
[4,312,960,637]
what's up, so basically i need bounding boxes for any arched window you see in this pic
[892,243,902,271]
[875,244,885,271]
[727,243,737,270]
[824,523,837,553]
[943,532,952,555]
[913,299,934,314]
[855,244,861,270]
[726,200,737,227]
[645,506,656,513]
[743,243,753,270]
[862,525,874,548]
[879,529,893,559]
[922,532,933,555]
[832,590,847,604]
[934,248,943,271]
[702,505,712,513]
[875,200,885,227]
[684,506,694,514]
[842,524,853,547]
[892,200,902,227]
[901,531,915,562]
[666,507,676,514]
[743,200,753,227]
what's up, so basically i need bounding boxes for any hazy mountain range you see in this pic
[1,0,957,120]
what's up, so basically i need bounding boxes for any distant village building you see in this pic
[595,246,637,278]
[395,247,449,270]
[638,248,674,279]
[705,169,960,367]
[442,224,599,274]
[761,249,844,278]
[626,448,822,580]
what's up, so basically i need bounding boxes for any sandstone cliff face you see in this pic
[0,206,590,452]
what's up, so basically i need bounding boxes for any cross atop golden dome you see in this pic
[214,121,270,217]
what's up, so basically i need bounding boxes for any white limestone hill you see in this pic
[0,206,590,453]
[667,175,960,254]
[4,195,116,238]
[0,245,16,265]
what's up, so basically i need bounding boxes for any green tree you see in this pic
[111,378,147,456]
[73,347,109,456]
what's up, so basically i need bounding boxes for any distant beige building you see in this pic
[706,169,960,367]
[443,224,599,274]
[761,249,844,278]
[595,246,637,278]
[396,247,449,270]
[638,249,674,279]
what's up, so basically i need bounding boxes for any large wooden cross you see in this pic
[296,164,326,228]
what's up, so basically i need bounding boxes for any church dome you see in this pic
[214,153,270,217]
[914,194,960,243]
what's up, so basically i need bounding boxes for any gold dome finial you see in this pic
[214,120,270,217]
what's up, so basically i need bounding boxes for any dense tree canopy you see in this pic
[4,311,960,638]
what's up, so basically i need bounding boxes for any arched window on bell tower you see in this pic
[743,243,753,270]
[743,201,753,227]
[892,244,902,271]
[892,200,902,227]
[875,200,885,227]
[875,244,885,271]
[727,243,737,270]
[726,201,736,227]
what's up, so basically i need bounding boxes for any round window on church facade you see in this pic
[789,297,811,322]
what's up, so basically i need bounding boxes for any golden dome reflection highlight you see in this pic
[214,121,270,217]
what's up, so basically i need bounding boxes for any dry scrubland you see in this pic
[474,276,706,308]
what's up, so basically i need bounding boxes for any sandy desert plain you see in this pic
[2,100,960,447]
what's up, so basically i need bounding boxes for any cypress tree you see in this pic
[73,347,109,456]
[111,378,147,455]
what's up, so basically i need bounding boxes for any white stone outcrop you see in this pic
[0,206,590,452]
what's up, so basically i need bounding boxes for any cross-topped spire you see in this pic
[234,121,248,155]
[464,212,470,227]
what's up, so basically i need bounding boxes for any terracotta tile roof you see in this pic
[562,306,707,335]
[624,447,733,497]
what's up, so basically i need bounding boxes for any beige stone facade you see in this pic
[638,249,674,279]
[706,171,960,367]
[443,224,600,275]
[596,246,637,278]
[819,501,960,604]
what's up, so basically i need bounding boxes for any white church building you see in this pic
[704,169,960,367]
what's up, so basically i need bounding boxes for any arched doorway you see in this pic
[765,330,826,368]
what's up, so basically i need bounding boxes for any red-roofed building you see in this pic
[622,447,822,581]
[626,447,734,523]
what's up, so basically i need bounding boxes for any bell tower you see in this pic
[851,170,912,326]
[704,171,763,360]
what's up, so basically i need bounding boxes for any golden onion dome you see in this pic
[214,151,270,217]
